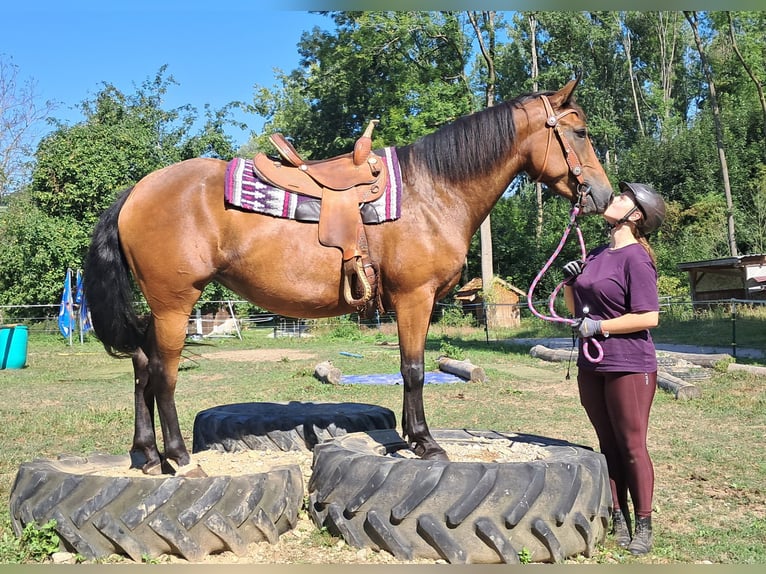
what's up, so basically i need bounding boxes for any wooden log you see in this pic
[314,361,342,385]
[727,362,766,376]
[657,351,732,368]
[531,344,729,370]
[657,371,701,400]
[530,345,701,399]
[529,345,577,362]
[437,356,486,382]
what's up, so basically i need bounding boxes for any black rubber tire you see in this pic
[192,401,396,453]
[9,453,303,561]
[309,429,611,564]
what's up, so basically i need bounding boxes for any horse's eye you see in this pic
[574,128,588,139]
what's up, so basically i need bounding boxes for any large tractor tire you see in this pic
[309,429,611,564]
[192,401,396,453]
[9,453,302,561]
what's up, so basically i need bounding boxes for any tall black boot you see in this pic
[628,515,653,555]
[611,509,632,548]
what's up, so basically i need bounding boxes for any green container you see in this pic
[0,325,28,369]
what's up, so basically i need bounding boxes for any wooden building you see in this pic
[454,276,527,328]
[677,254,766,302]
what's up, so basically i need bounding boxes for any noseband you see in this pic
[533,94,591,208]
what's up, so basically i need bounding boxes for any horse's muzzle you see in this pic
[578,183,613,215]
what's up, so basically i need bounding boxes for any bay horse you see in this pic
[84,79,613,476]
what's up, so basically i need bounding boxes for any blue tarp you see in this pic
[340,371,464,385]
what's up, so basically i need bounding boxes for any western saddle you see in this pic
[252,120,386,313]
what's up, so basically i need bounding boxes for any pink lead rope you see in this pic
[526,204,604,363]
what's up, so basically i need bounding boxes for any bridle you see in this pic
[533,94,592,203]
[527,94,604,363]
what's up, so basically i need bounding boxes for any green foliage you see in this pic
[438,340,465,361]
[657,274,688,298]
[0,66,240,307]
[249,12,475,157]
[0,192,88,305]
[0,528,24,563]
[439,306,475,328]
[518,547,532,564]
[326,316,364,340]
[19,519,60,562]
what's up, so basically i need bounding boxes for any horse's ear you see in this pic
[550,75,581,108]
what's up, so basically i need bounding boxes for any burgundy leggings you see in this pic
[577,370,657,518]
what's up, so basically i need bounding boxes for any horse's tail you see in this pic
[83,188,147,358]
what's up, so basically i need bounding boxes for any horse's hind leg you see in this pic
[129,347,163,474]
[148,311,205,476]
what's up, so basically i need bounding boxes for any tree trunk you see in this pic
[619,12,645,137]
[469,11,497,320]
[528,13,544,245]
[656,12,680,131]
[685,11,738,257]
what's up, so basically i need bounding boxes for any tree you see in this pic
[740,165,766,254]
[0,67,240,306]
[618,12,646,138]
[724,12,766,152]
[685,11,737,256]
[0,54,57,201]
[248,12,475,156]
[622,12,689,140]
[0,192,87,306]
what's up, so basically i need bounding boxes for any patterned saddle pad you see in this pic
[224,146,402,222]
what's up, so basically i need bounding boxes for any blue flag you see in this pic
[75,269,92,334]
[58,268,74,339]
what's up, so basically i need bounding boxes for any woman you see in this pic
[562,181,666,556]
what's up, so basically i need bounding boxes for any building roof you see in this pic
[677,254,766,271]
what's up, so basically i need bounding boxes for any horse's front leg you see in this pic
[130,348,163,474]
[395,297,449,461]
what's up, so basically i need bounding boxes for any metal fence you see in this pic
[2,297,765,357]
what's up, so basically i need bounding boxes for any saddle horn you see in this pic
[353,119,379,166]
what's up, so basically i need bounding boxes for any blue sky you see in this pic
[2,2,330,148]
[5,1,754,151]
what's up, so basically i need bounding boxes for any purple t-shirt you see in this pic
[571,243,659,372]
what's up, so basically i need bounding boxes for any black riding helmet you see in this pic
[617,181,666,235]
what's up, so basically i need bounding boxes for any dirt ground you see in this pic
[200,349,319,362]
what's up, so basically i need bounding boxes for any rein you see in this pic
[527,94,604,363]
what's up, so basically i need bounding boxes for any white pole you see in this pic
[227,300,243,340]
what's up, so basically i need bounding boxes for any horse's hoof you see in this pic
[163,457,208,478]
[412,441,450,461]
[423,448,450,461]
[142,462,164,476]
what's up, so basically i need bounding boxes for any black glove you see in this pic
[563,259,585,284]
[572,317,602,338]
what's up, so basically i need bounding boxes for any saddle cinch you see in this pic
[252,120,387,313]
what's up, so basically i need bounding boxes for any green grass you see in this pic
[1,322,765,564]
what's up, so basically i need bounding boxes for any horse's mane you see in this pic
[397,90,567,184]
